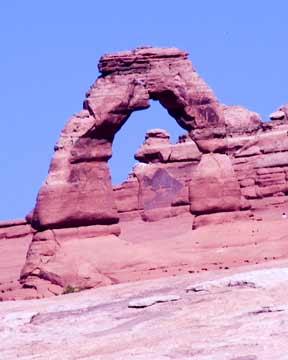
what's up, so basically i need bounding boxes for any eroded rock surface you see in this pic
[1,266,288,359]
[32,47,223,232]
[2,46,288,296]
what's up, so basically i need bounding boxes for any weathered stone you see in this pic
[256,172,286,187]
[113,176,140,213]
[223,105,261,135]
[20,230,117,291]
[269,104,288,121]
[269,110,285,120]
[196,138,228,153]
[193,210,252,229]
[190,154,241,214]
[279,104,288,119]
[0,219,27,228]
[241,186,258,199]
[170,141,202,162]
[137,167,184,218]
[253,152,288,169]
[239,178,255,188]
[32,161,119,230]
[0,223,33,240]
[32,47,224,232]
[141,205,190,222]
[135,128,202,164]
[14,47,288,295]
[256,167,284,175]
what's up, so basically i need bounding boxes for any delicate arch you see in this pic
[32,47,224,230]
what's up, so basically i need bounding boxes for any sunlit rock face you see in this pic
[31,47,224,231]
[17,46,288,296]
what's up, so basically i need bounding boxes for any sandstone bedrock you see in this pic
[3,46,288,297]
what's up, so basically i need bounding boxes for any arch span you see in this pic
[109,100,184,185]
[31,47,225,230]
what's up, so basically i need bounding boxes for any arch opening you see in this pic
[109,100,185,185]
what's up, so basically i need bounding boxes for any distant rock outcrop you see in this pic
[4,46,287,296]
[269,104,288,122]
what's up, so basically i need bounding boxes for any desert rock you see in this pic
[2,46,288,297]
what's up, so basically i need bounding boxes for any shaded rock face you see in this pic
[19,46,288,294]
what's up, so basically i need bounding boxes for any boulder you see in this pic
[135,129,172,163]
[269,104,288,121]
[135,128,202,163]
[169,141,202,162]
[223,105,261,135]
[190,154,241,214]
[269,110,286,121]
[32,161,119,229]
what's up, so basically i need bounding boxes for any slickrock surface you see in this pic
[1,264,288,359]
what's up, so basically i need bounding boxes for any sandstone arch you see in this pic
[33,48,225,229]
[20,47,288,296]
[31,47,225,230]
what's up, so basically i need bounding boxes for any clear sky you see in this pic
[1,0,288,220]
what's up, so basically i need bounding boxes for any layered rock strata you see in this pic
[115,104,288,225]
[15,47,288,294]
[0,219,33,241]
[31,47,223,231]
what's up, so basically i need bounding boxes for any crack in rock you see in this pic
[128,294,181,308]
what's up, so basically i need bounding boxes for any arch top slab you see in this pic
[85,46,225,140]
[32,47,225,230]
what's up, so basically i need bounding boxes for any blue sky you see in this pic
[1,0,288,220]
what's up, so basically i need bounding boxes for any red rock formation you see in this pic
[0,219,35,299]
[189,153,241,215]
[31,47,224,231]
[19,47,226,294]
[12,46,288,295]
[223,105,261,135]
[112,129,201,222]
[269,104,288,122]
[0,219,33,240]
